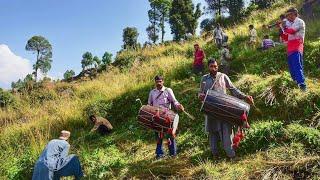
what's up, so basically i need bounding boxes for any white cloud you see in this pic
[0,44,33,88]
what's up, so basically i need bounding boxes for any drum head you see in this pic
[172,114,179,135]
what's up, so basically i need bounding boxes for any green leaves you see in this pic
[102,52,113,66]
[84,99,113,118]
[146,24,159,44]
[122,27,139,50]
[286,124,320,151]
[81,52,94,70]
[240,121,286,153]
[0,89,15,108]
[169,0,201,41]
[25,36,52,81]
[148,0,172,43]
[63,70,75,80]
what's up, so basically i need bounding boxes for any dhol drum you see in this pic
[201,89,250,127]
[137,105,179,135]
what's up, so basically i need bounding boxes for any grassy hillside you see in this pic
[0,0,320,179]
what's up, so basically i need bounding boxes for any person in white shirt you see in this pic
[213,23,224,48]
[249,25,257,45]
[32,130,83,180]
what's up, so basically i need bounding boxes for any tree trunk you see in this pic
[218,0,221,16]
[153,5,157,44]
[161,12,165,43]
[35,50,39,81]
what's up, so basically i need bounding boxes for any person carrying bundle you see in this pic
[198,59,254,159]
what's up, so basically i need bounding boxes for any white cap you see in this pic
[59,130,71,140]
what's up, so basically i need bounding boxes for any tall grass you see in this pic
[1,0,319,179]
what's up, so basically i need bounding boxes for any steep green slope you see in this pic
[0,1,319,179]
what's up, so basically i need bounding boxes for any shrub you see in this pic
[286,124,320,152]
[161,45,186,57]
[0,89,16,108]
[113,51,139,69]
[239,121,286,153]
[304,41,320,77]
[84,99,113,118]
[27,89,58,104]
[82,145,128,179]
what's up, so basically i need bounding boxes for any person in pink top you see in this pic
[280,7,306,91]
[148,75,184,159]
[193,44,206,75]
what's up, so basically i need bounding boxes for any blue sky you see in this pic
[0,0,207,88]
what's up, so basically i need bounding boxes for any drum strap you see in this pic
[155,90,165,100]
[210,72,223,90]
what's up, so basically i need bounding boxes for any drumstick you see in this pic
[251,102,262,115]
[135,98,143,106]
[182,110,195,120]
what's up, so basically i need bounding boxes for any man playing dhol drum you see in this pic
[148,75,184,159]
[198,59,254,159]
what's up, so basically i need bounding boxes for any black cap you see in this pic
[286,7,298,15]
[154,75,163,81]
[208,58,217,66]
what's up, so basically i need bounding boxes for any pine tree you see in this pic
[169,0,201,41]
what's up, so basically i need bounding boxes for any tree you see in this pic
[11,74,35,92]
[63,70,75,80]
[25,36,52,81]
[205,0,244,23]
[169,0,202,41]
[148,0,160,44]
[11,79,24,90]
[200,18,215,32]
[226,0,244,20]
[0,88,15,108]
[81,52,93,70]
[93,56,101,68]
[122,27,139,50]
[188,3,202,35]
[148,0,172,43]
[102,52,112,69]
[252,0,274,9]
[146,24,159,43]
[23,74,35,91]
[205,0,227,17]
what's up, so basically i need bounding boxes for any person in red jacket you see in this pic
[193,44,206,75]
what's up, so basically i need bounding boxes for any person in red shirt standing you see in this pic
[193,44,206,75]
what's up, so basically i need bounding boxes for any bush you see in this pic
[304,41,320,77]
[84,99,113,118]
[203,43,219,61]
[239,121,286,153]
[28,89,58,104]
[236,73,320,122]
[162,46,183,57]
[82,145,128,179]
[286,124,320,152]
[113,50,139,69]
[0,89,16,108]
[0,149,36,180]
